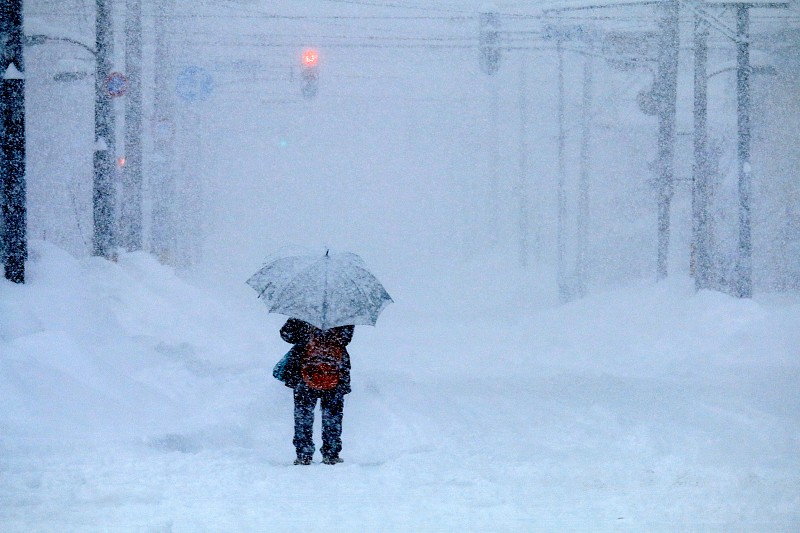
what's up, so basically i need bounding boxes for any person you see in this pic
[279,317,354,465]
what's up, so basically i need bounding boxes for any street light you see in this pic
[25,34,95,56]
[25,35,95,84]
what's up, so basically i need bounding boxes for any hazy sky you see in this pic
[20,0,800,294]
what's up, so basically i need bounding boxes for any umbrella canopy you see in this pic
[246,251,393,330]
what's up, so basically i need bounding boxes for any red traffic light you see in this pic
[301,48,319,68]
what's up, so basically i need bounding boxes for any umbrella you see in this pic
[246,251,393,330]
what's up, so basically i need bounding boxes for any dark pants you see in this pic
[293,383,344,459]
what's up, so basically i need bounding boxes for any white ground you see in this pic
[1,242,798,532]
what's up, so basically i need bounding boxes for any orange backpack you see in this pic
[300,332,343,391]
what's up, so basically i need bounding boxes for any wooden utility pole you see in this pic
[655,0,679,280]
[733,4,753,297]
[692,15,712,291]
[0,0,26,283]
[689,1,787,296]
[93,0,116,259]
[701,1,787,296]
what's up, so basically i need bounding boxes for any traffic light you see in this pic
[300,48,319,99]
[479,11,501,75]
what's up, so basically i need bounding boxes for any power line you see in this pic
[317,0,473,14]
[183,40,479,50]
[157,12,474,20]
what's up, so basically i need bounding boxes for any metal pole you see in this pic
[121,0,143,251]
[93,0,115,259]
[692,15,712,291]
[655,0,679,280]
[1,0,26,283]
[734,5,753,298]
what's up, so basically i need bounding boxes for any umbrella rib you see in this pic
[269,258,323,313]
[333,265,391,326]
[353,264,392,303]
[341,266,377,311]
[247,272,276,301]
[249,258,303,302]
[255,278,272,300]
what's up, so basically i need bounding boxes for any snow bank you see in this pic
[1,242,798,531]
[0,241,273,441]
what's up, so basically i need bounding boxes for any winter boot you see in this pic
[294,456,313,465]
[322,455,343,465]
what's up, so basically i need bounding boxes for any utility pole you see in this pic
[0,0,25,283]
[541,22,598,301]
[121,0,143,251]
[151,0,176,264]
[654,0,679,280]
[692,15,712,291]
[479,8,501,248]
[726,1,788,297]
[93,0,116,260]
[692,0,787,296]
[733,4,753,298]
[577,50,594,299]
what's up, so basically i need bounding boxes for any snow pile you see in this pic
[1,242,799,531]
[0,241,271,441]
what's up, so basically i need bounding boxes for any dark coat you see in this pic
[280,318,354,395]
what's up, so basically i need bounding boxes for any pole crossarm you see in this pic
[681,1,740,41]
[681,1,788,44]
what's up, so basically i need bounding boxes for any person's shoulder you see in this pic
[285,318,315,331]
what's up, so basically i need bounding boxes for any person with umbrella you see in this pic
[247,251,392,465]
[278,318,353,465]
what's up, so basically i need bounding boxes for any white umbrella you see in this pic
[246,251,393,330]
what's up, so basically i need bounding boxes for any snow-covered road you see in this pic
[2,243,798,531]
